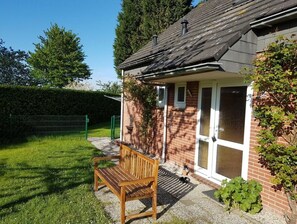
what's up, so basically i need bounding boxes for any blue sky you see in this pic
[0,0,199,87]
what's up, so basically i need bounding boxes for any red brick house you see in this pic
[118,0,297,214]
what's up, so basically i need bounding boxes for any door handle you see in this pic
[212,136,217,142]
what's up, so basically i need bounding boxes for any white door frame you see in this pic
[194,79,253,185]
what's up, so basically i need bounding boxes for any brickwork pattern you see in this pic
[248,117,290,213]
[165,82,198,171]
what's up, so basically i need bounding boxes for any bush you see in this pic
[214,177,263,214]
[0,85,120,124]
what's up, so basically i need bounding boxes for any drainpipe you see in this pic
[120,69,124,142]
[161,86,168,163]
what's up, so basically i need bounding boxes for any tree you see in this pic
[114,0,193,77]
[246,36,297,224]
[64,81,94,91]
[140,0,192,40]
[0,39,36,86]
[97,80,122,95]
[28,24,91,88]
[113,0,143,76]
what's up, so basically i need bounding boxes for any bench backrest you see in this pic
[119,144,159,180]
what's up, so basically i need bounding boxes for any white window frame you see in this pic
[156,86,165,108]
[174,83,186,109]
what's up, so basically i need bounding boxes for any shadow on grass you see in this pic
[0,146,103,219]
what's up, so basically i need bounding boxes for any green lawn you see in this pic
[88,121,120,139]
[87,121,111,138]
[0,130,111,223]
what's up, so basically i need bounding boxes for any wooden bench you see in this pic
[93,144,159,224]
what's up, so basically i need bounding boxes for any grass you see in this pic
[0,128,112,223]
[88,121,120,139]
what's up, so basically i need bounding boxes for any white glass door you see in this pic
[195,81,251,182]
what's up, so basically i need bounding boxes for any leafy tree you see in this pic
[64,81,94,91]
[140,0,192,40]
[0,39,36,86]
[28,24,91,88]
[114,0,193,77]
[97,80,122,95]
[246,36,297,224]
[113,0,143,76]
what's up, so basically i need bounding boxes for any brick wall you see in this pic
[122,92,164,156]
[151,108,164,158]
[165,81,198,171]
[122,99,142,146]
[248,117,290,213]
[122,81,199,169]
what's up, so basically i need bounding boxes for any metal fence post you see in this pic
[9,114,12,138]
[111,115,115,140]
[85,115,89,140]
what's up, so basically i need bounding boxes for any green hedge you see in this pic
[0,85,120,124]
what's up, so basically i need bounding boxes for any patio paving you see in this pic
[89,137,286,224]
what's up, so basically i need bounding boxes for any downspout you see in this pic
[161,86,168,163]
[120,70,124,142]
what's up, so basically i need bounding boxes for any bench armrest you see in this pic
[93,155,120,163]
[119,177,155,187]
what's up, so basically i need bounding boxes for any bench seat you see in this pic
[96,165,154,200]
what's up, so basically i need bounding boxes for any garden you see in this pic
[0,124,111,224]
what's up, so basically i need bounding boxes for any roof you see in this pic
[118,0,297,74]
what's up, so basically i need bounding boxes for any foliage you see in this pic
[97,80,122,95]
[113,0,193,77]
[0,85,120,124]
[113,0,142,76]
[28,24,91,88]
[140,0,192,39]
[214,177,263,214]
[0,39,37,86]
[0,134,110,223]
[123,75,157,152]
[64,81,94,91]
[245,36,297,223]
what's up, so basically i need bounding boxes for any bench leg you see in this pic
[120,187,126,224]
[94,171,98,191]
[152,192,157,220]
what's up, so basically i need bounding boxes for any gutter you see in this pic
[120,70,124,142]
[251,6,297,28]
[104,95,121,102]
[137,62,222,81]
[161,86,168,163]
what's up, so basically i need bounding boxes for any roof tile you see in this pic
[119,0,297,74]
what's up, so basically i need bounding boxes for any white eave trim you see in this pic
[251,6,297,28]
[137,62,222,81]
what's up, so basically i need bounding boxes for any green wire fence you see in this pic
[0,115,89,141]
[111,115,121,140]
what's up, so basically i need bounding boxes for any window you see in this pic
[174,83,186,108]
[156,86,165,108]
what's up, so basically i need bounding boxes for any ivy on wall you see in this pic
[246,36,297,224]
[123,75,157,153]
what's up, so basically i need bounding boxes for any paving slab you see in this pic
[89,137,286,224]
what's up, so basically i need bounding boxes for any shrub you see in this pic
[0,85,120,124]
[214,177,263,214]
[245,35,297,224]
